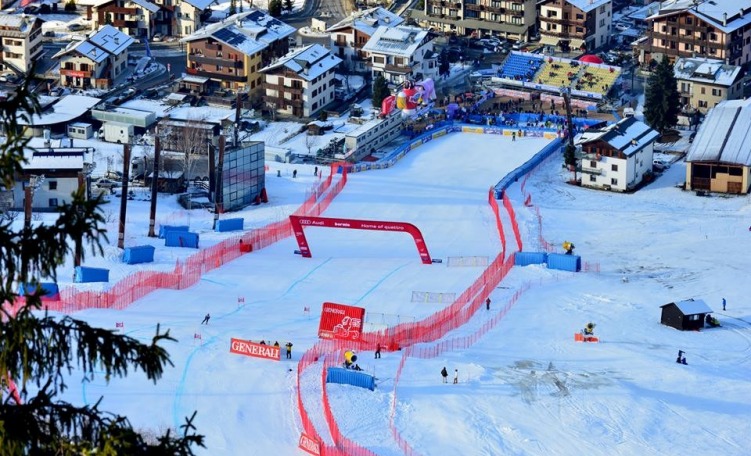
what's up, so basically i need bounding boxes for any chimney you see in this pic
[723,13,727,26]
[741,9,745,19]
[114,37,119,44]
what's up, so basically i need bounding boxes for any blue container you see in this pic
[215,218,244,232]
[514,251,548,266]
[164,231,199,248]
[326,367,375,391]
[19,282,60,301]
[74,266,110,283]
[123,245,156,264]
[547,253,581,272]
[158,225,189,239]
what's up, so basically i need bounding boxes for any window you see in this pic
[590,160,597,168]
[49,198,58,207]
[610,178,618,186]
[49,181,57,190]
[699,100,708,108]
[686,17,693,25]
[589,174,596,182]
[701,87,706,94]
[611,164,618,172]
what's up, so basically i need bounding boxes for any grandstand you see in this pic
[574,65,620,96]
[534,60,580,88]
[497,53,544,82]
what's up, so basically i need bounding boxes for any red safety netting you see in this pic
[502,192,523,253]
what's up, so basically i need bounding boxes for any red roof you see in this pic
[580,54,604,64]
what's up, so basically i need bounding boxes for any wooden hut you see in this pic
[660,299,713,331]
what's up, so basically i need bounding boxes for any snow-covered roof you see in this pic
[54,40,109,63]
[687,98,751,166]
[674,57,741,87]
[20,95,102,126]
[88,25,134,55]
[0,13,39,35]
[326,7,403,35]
[260,44,341,82]
[567,0,611,14]
[362,26,430,57]
[22,149,85,171]
[128,0,160,13]
[183,0,215,9]
[649,0,751,34]
[663,298,713,315]
[576,117,659,157]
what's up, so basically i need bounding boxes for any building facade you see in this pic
[685,98,751,195]
[181,10,295,93]
[637,0,751,67]
[539,0,612,53]
[576,116,659,192]
[412,0,537,42]
[327,7,403,75]
[53,25,134,90]
[13,146,91,211]
[361,26,438,86]
[0,13,43,75]
[260,44,342,118]
[173,0,213,37]
[674,57,743,113]
[92,0,170,40]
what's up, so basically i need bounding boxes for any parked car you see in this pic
[94,178,121,190]
[67,23,86,31]
[152,33,164,42]
[653,159,668,171]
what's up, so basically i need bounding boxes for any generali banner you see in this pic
[318,302,365,342]
[229,338,280,361]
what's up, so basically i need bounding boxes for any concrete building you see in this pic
[92,0,172,40]
[637,0,751,67]
[538,0,613,53]
[673,57,743,113]
[0,13,43,76]
[576,116,659,192]
[181,10,296,94]
[327,7,403,75]
[411,0,537,42]
[361,25,438,87]
[174,0,214,37]
[260,44,342,118]
[52,25,134,90]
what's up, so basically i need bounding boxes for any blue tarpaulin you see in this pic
[19,282,60,301]
[164,231,199,248]
[158,225,189,239]
[514,251,548,266]
[74,267,110,283]
[123,245,156,264]
[326,367,375,391]
[547,253,581,272]
[215,218,244,232]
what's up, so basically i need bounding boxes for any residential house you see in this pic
[174,0,214,37]
[674,57,742,113]
[260,44,342,118]
[412,0,537,42]
[326,7,403,75]
[361,26,438,87]
[685,98,751,195]
[181,10,296,94]
[53,25,134,90]
[539,0,613,53]
[575,116,659,192]
[637,0,751,67]
[12,142,95,211]
[92,0,171,40]
[0,13,43,76]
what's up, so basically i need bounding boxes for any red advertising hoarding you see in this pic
[318,302,365,342]
[298,433,321,455]
[229,338,281,361]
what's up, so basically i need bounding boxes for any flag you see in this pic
[144,39,152,58]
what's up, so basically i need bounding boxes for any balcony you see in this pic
[188,54,243,68]
[101,6,137,14]
[186,67,247,82]
[264,82,304,95]
[465,3,482,11]
[111,20,137,28]
[264,95,303,108]
[542,29,586,39]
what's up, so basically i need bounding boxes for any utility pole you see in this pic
[212,135,226,230]
[560,86,578,183]
[148,135,161,237]
[118,144,131,249]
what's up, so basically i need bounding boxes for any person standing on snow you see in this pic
[375,343,382,359]
[486,297,491,310]
[453,369,459,384]
[285,342,293,359]
[441,367,448,383]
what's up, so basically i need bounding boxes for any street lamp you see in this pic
[24,174,45,231]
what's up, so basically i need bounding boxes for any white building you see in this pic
[260,44,342,118]
[539,0,612,52]
[361,25,438,87]
[52,25,134,90]
[576,116,659,192]
[174,0,214,37]
[673,57,743,114]
[326,7,403,75]
[343,111,404,162]
[0,13,43,76]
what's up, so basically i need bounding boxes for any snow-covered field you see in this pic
[42,128,751,455]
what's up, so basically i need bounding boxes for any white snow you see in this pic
[17,125,751,455]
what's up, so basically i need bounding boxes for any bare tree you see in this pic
[305,132,320,156]
[161,114,214,182]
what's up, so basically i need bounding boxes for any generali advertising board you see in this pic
[229,338,280,361]
[298,433,321,455]
[318,302,365,342]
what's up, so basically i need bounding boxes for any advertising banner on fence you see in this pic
[298,433,321,455]
[318,302,365,341]
[229,338,280,361]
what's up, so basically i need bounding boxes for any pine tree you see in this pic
[371,73,390,110]
[284,0,293,12]
[644,57,679,135]
[268,0,282,17]
[0,73,204,454]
